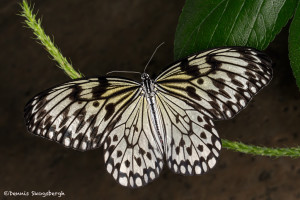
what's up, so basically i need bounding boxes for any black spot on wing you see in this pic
[197,116,203,122]
[200,132,207,139]
[186,146,192,156]
[113,135,118,142]
[104,103,115,121]
[139,148,146,155]
[197,144,203,152]
[179,138,185,147]
[93,101,100,107]
[91,77,109,99]
[135,157,142,167]
[186,86,201,101]
[180,58,201,76]
[231,79,244,87]
[206,54,221,69]
[125,160,130,168]
[175,146,180,155]
[146,152,152,160]
[117,150,122,157]
[107,145,115,154]
[67,85,79,101]
[197,78,204,85]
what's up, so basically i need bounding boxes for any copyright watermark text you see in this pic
[3,190,65,198]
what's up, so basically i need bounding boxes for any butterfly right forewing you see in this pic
[155,47,272,120]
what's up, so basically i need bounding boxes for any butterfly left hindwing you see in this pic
[103,95,164,188]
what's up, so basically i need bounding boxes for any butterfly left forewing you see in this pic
[24,77,140,151]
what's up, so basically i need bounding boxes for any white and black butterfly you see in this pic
[24,47,272,188]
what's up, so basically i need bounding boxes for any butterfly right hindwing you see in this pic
[156,89,221,175]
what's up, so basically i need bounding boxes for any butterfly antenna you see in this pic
[143,42,165,73]
[106,70,141,75]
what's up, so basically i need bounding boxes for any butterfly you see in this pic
[24,46,272,188]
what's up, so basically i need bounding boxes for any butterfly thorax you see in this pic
[141,73,154,95]
[141,73,165,152]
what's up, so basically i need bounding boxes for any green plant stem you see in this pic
[20,0,300,158]
[222,139,300,157]
[20,0,82,79]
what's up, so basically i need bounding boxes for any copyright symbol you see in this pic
[3,191,9,196]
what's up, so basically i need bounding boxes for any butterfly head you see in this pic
[141,73,150,80]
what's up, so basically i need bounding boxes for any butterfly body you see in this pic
[141,72,165,152]
[24,47,272,188]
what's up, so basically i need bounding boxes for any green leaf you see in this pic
[174,0,298,60]
[289,2,300,89]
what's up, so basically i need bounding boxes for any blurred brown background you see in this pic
[1,0,300,199]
